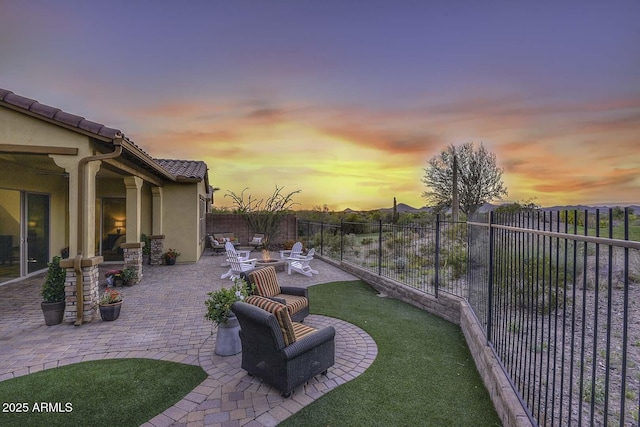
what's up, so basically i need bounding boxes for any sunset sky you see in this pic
[1,1,639,211]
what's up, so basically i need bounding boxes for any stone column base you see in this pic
[150,235,165,265]
[121,242,143,284]
[60,256,103,323]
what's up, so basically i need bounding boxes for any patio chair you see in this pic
[221,245,257,280]
[248,233,265,250]
[225,241,251,261]
[242,266,309,321]
[231,297,335,397]
[279,241,303,259]
[287,248,319,277]
[208,235,225,255]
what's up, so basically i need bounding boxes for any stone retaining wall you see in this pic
[318,255,533,427]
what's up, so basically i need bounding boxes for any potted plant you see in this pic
[105,269,123,287]
[141,233,151,265]
[121,267,138,286]
[204,278,253,356]
[164,248,180,265]
[99,288,123,321]
[41,256,66,326]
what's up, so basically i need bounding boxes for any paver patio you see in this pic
[0,250,378,426]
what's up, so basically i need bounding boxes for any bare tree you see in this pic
[225,186,300,249]
[422,142,508,215]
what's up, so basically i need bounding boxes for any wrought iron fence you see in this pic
[297,217,468,298]
[468,208,640,426]
[299,208,640,426]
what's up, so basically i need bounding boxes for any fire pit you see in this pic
[255,250,287,272]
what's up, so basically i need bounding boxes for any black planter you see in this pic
[41,301,65,326]
[99,301,122,321]
[165,257,176,265]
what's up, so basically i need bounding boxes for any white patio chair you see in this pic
[221,241,251,266]
[287,248,319,277]
[279,241,303,259]
[221,252,257,280]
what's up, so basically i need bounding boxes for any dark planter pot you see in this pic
[123,279,133,286]
[214,313,241,356]
[165,257,176,265]
[114,279,123,287]
[99,301,123,321]
[41,301,65,326]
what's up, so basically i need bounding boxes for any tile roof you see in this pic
[0,87,210,184]
[0,88,122,139]
[155,159,208,181]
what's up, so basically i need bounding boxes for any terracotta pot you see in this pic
[99,301,123,321]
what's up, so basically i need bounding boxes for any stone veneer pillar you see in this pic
[121,242,144,284]
[150,235,165,265]
[60,256,102,323]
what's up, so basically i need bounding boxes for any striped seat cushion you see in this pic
[292,322,317,341]
[249,267,281,298]
[245,295,296,346]
[274,294,308,316]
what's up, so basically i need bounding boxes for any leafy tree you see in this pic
[494,198,540,215]
[422,142,508,215]
[225,186,300,249]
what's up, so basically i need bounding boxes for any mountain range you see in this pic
[346,203,640,214]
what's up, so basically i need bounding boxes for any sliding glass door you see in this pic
[25,193,50,273]
[0,189,49,284]
[0,189,20,283]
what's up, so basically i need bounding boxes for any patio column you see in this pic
[60,257,101,323]
[151,186,163,235]
[82,160,101,257]
[124,176,143,282]
[124,176,143,244]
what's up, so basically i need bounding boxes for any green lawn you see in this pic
[0,358,207,427]
[281,280,502,427]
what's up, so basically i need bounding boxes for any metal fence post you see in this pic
[340,219,344,261]
[307,221,310,250]
[435,214,440,297]
[487,211,494,342]
[378,220,383,276]
[320,222,324,256]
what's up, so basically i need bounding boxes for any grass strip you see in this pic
[280,280,502,427]
[0,358,207,427]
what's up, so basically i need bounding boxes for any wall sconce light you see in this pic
[28,220,38,228]
[114,220,125,235]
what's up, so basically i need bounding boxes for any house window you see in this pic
[199,196,206,244]
[100,198,126,261]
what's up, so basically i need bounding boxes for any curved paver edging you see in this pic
[151,315,377,427]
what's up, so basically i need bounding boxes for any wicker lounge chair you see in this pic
[242,266,309,321]
[231,297,335,397]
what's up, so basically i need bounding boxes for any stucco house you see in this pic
[0,87,211,323]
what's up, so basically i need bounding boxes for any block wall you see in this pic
[206,213,297,246]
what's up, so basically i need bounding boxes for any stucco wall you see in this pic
[0,155,69,259]
[162,182,200,263]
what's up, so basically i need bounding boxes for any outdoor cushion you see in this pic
[275,294,308,316]
[292,322,316,341]
[250,266,281,297]
[246,295,296,346]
